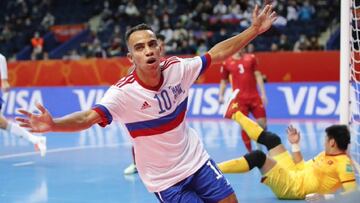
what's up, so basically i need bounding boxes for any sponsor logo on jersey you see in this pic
[346,164,354,172]
[141,101,151,110]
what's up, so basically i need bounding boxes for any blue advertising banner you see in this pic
[1,82,341,119]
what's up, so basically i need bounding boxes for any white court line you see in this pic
[0,143,126,160]
[13,161,34,167]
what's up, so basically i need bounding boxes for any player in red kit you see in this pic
[218,48,267,152]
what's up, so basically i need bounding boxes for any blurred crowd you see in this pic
[0,0,340,61]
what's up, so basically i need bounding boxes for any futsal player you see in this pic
[219,90,357,201]
[17,5,276,202]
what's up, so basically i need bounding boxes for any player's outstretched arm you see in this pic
[208,4,276,64]
[16,102,101,133]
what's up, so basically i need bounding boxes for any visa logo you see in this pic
[73,89,105,110]
[277,85,339,116]
[1,90,43,115]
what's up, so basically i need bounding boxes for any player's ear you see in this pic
[329,138,336,148]
[127,52,133,64]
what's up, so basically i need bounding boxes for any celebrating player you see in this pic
[218,90,357,201]
[218,47,267,152]
[16,4,276,202]
[0,53,46,157]
[124,33,166,175]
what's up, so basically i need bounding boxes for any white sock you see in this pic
[6,122,39,144]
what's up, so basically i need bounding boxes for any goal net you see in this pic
[341,0,360,177]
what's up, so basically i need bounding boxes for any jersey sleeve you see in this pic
[181,53,211,88]
[92,86,124,127]
[337,159,357,192]
[220,61,230,80]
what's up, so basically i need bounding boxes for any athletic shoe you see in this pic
[124,163,137,175]
[34,136,47,157]
[223,89,240,119]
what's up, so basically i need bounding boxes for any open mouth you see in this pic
[147,58,156,64]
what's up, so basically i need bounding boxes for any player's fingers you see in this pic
[19,123,31,128]
[269,11,277,19]
[36,102,47,114]
[15,117,30,124]
[18,109,33,117]
[260,4,271,16]
[265,4,272,16]
[253,4,259,18]
[270,11,277,22]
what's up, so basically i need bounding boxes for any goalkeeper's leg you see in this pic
[218,150,276,174]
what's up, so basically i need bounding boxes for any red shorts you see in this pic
[236,95,266,119]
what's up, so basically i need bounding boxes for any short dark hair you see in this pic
[325,125,350,151]
[125,23,154,44]
[156,33,165,42]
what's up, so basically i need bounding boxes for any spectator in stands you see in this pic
[41,12,55,31]
[125,0,140,24]
[213,0,227,16]
[93,38,107,58]
[31,32,44,60]
[298,0,315,22]
[196,39,208,55]
[286,0,298,22]
[270,43,279,52]
[293,34,310,52]
[1,24,14,43]
[107,37,125,57]
[211,27,229,46]
[308,36,323,51]
[278,34,292,51]
[160,23,173,44]
[247,43,255,53]
[63,49,81,60]
[144,10,160,32]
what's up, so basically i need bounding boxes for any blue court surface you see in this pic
[0,119,356,203]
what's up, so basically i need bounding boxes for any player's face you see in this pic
[127,30,161,71]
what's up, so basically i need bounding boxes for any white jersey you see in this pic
[0,53,8,80]
[94,54,212,192]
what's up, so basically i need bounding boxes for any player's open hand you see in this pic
[251,4,277,35]
[287,125,300,144]
[16,102,54,133]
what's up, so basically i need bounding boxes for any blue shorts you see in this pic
[154,159,234,203]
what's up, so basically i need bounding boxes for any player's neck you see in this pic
[326,148,346,156]
[135,67,162,88]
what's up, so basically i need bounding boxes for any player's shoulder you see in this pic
[113,73,136,89]
[160,56,182,71]
[0,53,5,60]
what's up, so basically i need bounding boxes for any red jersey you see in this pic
[220,54,259,98]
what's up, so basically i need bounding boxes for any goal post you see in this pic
[341,0,360,177]
[339,0,351,125]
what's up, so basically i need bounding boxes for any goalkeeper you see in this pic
[219,90,357,201]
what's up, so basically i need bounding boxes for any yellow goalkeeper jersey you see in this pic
[262,151,357,199]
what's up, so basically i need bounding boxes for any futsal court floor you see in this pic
[1,118,358,203]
